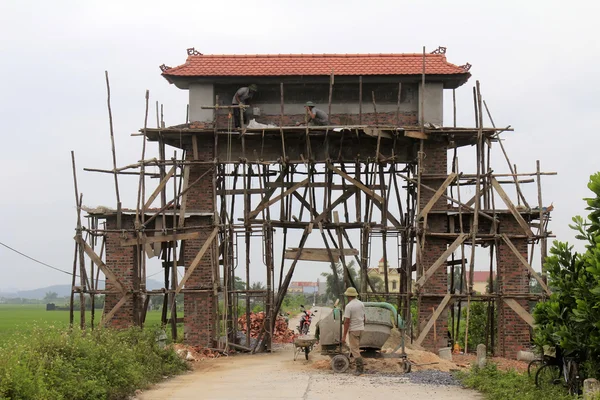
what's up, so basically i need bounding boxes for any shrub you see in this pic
[533,172,600,379]
[0,325,188,400]
[458,363,573,400]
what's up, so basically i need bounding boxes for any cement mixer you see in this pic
[315,301,411,373]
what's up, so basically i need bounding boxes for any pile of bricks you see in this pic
[237,312,296,344]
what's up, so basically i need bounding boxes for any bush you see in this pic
[533,172,600,379]
[458,363,573,400]
[0,325,188,400]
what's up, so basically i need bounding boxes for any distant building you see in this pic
[368,258,401,292]
[472,271,495,294]
[289,281,319,294]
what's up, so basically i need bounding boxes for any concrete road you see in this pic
[137,307,482,400]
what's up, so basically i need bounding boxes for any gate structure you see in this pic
[71,48,555,358]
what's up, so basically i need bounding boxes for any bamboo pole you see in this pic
[104,71,121,227]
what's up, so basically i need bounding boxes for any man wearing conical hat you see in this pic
[342,287,365,374]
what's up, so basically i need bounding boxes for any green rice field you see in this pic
[0,304,168,342]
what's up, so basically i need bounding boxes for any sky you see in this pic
[1,0,599,291]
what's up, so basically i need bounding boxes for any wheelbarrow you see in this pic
[293,335,318,361]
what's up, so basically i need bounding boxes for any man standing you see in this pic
[342,287,365,374]
[232,84,258,128]
[305,101,329,126]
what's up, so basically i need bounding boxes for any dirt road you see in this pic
[137,307,482,400]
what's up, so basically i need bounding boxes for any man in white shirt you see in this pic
[342,287,365,374]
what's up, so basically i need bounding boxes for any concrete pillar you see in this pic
[189,83,215,123]
[418,82,443,126]
[584,378,600,400]
[477,344,487,368]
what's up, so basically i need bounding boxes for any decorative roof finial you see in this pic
[159,64,172,72]
[187,47,202,56]
[459,63,472,71]
[430,46,447,55]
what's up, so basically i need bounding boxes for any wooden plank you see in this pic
[503,298,535,327]
[101,294,130,326]
[248,178,309,219]
[178,166,190,228]
[143,165,176,211]
[417,173,457,219]
[76,237,126,294]
[491,177,534,237]
[405,130,428,140]
[175,227,219,295]
[415,294,453,346]
[284,248,359,262]
[328,163,384,204]
[363,127,392,139]
[414,234,467,289]
[120,231,202,246]
[501,234,551,295]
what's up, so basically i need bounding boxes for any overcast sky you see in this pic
[1,0,599,291]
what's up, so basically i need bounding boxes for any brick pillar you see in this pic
[182,136,217,347]
[104,215,136,328]
[497,215,530,358]
[183,216,217,346]
[418,140,449,351]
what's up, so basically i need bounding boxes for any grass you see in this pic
[457,363,576,400]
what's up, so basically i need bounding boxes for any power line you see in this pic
[1,240,164,284]
[0,240,74,277]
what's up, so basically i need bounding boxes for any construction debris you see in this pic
[237,312,296,344]
[173,344,226,362]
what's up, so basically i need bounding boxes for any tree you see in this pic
[320,261,385,301]
[533,172,600,378]
[44,291,58,302]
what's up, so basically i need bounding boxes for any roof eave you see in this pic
[161,72,471,90]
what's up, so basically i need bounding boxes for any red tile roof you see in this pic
[472,271,496,282]
[162,53,469,78]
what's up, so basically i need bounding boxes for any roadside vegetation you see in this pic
[0,325,187,400]
[533,172,600,380]
[458,363,573,400]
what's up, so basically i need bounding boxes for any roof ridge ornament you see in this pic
[159,64,172,72]
[430,46,447,54]
[187,47,202,56]
[459,63,472,71]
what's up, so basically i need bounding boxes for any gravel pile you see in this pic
[407,370,461,386]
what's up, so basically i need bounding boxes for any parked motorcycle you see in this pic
[297,305,317,335]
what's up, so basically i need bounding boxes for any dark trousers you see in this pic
[233,105,248,128]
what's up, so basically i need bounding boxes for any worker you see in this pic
[342,287,365,374]
[232,84,258,128]
[304,101,329,126]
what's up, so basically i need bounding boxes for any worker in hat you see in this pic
[232,84,258,128]
[304,101,329,126]
[342,287,366,374]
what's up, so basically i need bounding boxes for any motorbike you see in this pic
[297,305,317,335]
